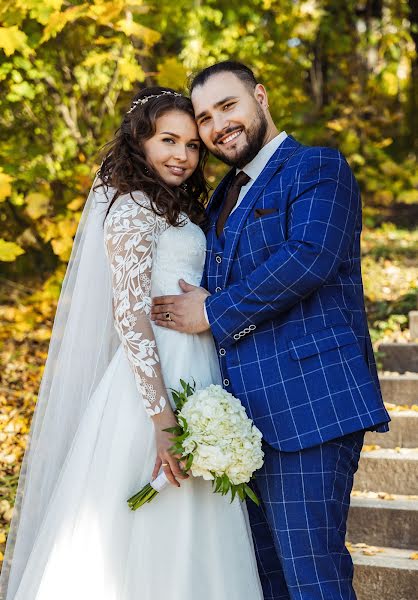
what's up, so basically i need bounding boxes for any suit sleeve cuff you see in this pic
[205,291,252,348]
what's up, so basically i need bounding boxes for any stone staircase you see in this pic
[348,310,418,599]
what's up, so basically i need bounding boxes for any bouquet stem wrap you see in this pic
[127,471,169,510]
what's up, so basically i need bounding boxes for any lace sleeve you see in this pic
[104,196,170,417]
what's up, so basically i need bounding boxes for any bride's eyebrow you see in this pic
[160,131,200,142]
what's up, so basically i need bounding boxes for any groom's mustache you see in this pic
[213,126,243,145]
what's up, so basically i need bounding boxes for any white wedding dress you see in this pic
[7,193,263,600]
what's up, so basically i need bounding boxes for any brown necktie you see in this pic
[216,171,251,236]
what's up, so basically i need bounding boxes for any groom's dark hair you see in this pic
[189,61,258,94]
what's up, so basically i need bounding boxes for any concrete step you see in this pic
[365,409,418,448]
[354,448,418,495]
[348,493,418,549]
[352,545,418,600]
[410,310,418,341]
[379,373,418,406]
[379,343,418,373]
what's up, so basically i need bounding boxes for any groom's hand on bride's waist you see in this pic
[151,279,211,334]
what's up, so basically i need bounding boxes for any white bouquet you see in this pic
[127,380,264,510]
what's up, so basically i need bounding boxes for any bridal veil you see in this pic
[0,182,119,598]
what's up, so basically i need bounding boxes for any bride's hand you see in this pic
[151,410,189,487]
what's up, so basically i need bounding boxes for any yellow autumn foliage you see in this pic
[25,193,50,220]
[0,25,32,56]
[0,172,13,202]
[0,239,25,262]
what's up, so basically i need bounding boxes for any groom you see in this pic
[151,61,390,599]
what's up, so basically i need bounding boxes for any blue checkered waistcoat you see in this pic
[203,136,389,451]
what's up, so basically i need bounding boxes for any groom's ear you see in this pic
[254,84,269,110]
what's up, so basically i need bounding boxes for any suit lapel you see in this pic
[221,135,301,284]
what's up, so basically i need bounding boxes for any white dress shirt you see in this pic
[203,131,288,323]
[231,130,288,214]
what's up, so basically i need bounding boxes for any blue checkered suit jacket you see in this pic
[203,135,390,451]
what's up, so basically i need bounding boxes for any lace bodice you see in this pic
[104,192,206,417]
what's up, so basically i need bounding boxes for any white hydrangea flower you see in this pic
[178,384,264,485]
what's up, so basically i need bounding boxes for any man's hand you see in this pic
[151,279,211,333]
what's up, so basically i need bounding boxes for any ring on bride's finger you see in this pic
[162,463,169,467]
[165,312,172,321]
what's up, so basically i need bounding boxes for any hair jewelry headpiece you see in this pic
[127,90,183,114]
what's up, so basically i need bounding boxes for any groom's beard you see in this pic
[210,104,268,169]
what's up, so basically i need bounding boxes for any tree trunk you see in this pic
[407,0,418,151]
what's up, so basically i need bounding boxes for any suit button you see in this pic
[215,286,222,292]
[223,378,230,386]
[215,256,222,264]
[219,348,226,356]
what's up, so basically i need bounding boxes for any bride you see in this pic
[0,87,263,599]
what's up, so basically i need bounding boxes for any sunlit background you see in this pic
[0,0,417,574]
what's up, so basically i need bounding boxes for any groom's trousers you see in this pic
[247,430,364,600]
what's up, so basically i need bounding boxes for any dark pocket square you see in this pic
[254,207,278,218]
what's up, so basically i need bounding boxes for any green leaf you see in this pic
[244,484,260,506]
[175,430,190,442]
[221,474,230,495]
[185,453,194,471]
[178,415,188,428]
[214,476,222,493]
[169,442,184,455]
[172,392,180,403]
[162,426,181,434]
[237,486,245,502]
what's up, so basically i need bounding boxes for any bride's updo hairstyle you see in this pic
[98,86,208,226]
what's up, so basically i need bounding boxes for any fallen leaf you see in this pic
[362,444,381,452]
[377,492,395,500]
[362,547,383,556]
